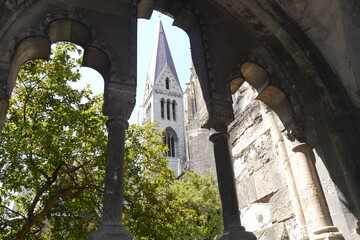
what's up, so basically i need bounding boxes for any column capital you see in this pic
[103,89,136,120]
[209,132,230,142]
[201,99,234,132]
[106,118,129,129]
[292,142,310,152]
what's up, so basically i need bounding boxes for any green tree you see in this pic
[168,171,222,239]
[123,124,222,240]
[0,42,222,240]
[0,42,107,240]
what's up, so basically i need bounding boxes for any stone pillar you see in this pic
[204,109,256,240]
[88,90,135,240]
[286,124,344,240]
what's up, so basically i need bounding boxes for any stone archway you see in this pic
[1,0,359,239]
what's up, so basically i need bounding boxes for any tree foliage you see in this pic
[123,124,222,239]
[0,42,222,240]
[0,43,107,240]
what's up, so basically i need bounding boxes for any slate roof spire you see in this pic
[148,20,179,85]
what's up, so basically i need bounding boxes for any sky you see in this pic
[76,12,192,125]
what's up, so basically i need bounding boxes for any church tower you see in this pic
[143,21,186,176]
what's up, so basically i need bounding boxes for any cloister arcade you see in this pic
[0,0,359,239]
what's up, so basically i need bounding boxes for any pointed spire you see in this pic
[148,20,179,85]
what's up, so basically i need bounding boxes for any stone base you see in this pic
[87,223,133,240]
[310,226,344,240]
[215,226,257,240]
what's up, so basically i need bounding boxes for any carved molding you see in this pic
[40,12,125,82]
[201,106,234,133]
[40,12,99,37]
[154,89,182,98]
[237,55,274,77]
[8,28,47,60]
[103,90,136,120]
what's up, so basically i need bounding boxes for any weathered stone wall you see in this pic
[185,67,216,176]
[188,78,359,239]
[186,117,216,176]
[229,83,302,239]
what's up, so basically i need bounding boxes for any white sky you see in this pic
[76,12,191,125]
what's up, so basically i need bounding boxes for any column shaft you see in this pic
[102,118,127,224]
[88,118,132,240]
[210,132,241,230]
[291,143,343,240]
[210,132,256,240]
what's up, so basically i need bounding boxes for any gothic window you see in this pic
[166,99,171,120]
[163,128,177,157]
[165,77,169,89]
[160,99,165,119]
[172,100,176,121]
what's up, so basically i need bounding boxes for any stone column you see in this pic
[286,124,343,240]
[205,113,256,240]
[88,90,135,240]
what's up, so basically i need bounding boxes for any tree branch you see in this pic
[14,184,100,240]
[0,204,25,218]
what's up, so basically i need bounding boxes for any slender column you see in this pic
[102,118,128,225]
[286,124,343,240]
[262,105,307,239]
[88,91,135,240]
[205,112,256,240]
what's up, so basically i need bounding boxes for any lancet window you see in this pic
[166,99,171,120]
[172,100,176,121]
[160,98,165,119]
[165,77,170,89]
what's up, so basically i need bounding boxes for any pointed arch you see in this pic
[163,127,178,157]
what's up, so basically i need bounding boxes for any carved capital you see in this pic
[103,90,136,120]
[201,101,234,132]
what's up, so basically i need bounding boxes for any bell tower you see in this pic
[143,21,186,176]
